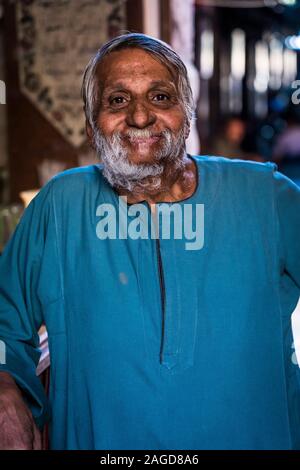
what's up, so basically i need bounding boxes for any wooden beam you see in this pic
[126,0,144,33]
[160,0,171,44]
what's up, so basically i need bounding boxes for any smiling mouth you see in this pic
[125,133,163,146]
[128,136,161,145]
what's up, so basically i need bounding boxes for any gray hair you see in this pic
[82,33,194,132]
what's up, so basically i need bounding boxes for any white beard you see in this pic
[93,127,186,193]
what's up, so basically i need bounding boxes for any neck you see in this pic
[116,154,197,204]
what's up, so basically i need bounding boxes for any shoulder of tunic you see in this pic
[191,154,277,175]
[50,164,104,183]
[42,164,105,195]
[27,165,106,213]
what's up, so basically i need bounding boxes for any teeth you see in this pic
[130,137,156,141]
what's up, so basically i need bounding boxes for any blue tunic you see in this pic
[0,155,300,449]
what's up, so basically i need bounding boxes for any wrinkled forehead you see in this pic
[95,47,179,89]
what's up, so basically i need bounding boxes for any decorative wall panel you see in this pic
[16,0,126,147]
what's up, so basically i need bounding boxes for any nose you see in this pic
[125,100,156,129]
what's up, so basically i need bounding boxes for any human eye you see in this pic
[106,92,129,111]
[109,95,128,108]
[153,93,170,102]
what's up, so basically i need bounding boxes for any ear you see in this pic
[85,120,94,147]
[184,121,190,140]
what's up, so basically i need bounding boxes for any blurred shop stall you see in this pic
[194,0,300,182]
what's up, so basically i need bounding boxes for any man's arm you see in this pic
[0,184,56,449]
[0,371,41,449]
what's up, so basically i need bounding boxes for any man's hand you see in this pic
[0,372,41,450]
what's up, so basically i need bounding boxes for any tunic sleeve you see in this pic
[0,182,57,429]
[274,169,300,292]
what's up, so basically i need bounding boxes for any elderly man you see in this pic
[0,33,300,450]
